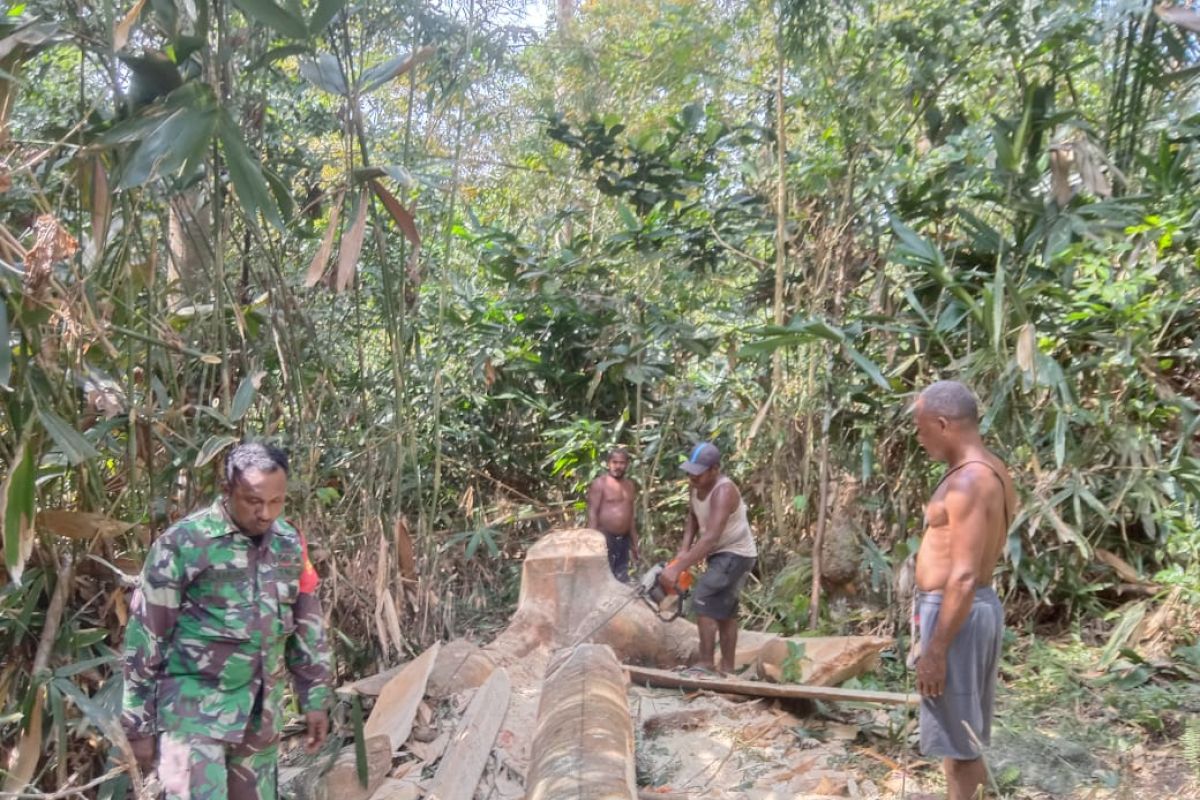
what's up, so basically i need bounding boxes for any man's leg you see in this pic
[696,615,718,670]
[944,757,986,800]
[715,617,739,674]
[228,740,279,800]
[603,532,631,583]
[158,731,229,800]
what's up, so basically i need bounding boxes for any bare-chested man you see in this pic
[587,449,640,583]
[911,381,1017,800]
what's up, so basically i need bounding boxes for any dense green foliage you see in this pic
[0,0,1197,791]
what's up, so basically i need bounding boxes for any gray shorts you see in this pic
[916,587,1003,761]
[691,552,755,620]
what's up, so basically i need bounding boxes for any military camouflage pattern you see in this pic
[158,728,277,800]
[121,500,333,744]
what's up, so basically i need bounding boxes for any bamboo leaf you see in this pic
[38,408,99,464]
[217,110,285,231]
[335,191,368,293]
[369,179,420,247]
[305,191,343,287]
[117,105,217,189]
[1,439,36,585]
[196,434,239,468]
[299,53,348,96]
[229,0,308,39]
[0,297,10,390]
[841,342,891,392]
[359,46,436,94]
[229,370,265,421]
[308,0,346,36]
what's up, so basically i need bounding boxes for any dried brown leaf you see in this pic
[91,156,111,257]
[2,687,43,792]
[1015,322,1037,375]
[1096,548,1153,586]
[334,192,368,293]
[37,510,135,541]
[113,0,148,51]
[1156,4,1200,32]
[25,214,79,298]
[304,191,343,288]
[369,178,421,247]
[1049,145,1072,207]
[394,515,417,583]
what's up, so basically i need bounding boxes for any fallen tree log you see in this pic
[525,645,637,800]
[479,530,889,678]
[623,664,918,706]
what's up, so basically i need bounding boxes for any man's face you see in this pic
[688,465,719,493]
[607,453,630,479]
[913,399,948,462]
[224,467,288,536]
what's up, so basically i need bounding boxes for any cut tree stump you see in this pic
[424,667,512,800]
[525,644,637,800]
[623,664,917,706]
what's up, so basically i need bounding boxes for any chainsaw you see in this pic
[635,559,694,622]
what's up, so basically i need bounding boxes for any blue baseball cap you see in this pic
[681,442,721,475]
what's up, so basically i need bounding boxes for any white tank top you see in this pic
[691,476,757,558]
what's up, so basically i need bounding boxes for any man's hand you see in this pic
[130,735,156,775]
[915,649,947,697]
[660,561,683,592]
[305,710,329,753]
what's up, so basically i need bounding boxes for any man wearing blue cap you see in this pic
[661,442,758,674]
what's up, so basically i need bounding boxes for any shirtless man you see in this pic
[587,449,640,583]
[912,381,1017,800]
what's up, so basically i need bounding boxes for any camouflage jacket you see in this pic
[121,500,333,743]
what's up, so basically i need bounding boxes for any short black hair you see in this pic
[225,442,289,486]
[605,447,631,461]
[919,381,979,422]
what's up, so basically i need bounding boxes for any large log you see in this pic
[525,645,637,800]
[480,530,889,678]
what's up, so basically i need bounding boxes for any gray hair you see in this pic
[224,442,289,486]
[919,381,979,422]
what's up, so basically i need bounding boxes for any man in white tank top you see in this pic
[661,442,758,674]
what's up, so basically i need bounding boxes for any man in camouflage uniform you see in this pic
[122,442,333,799]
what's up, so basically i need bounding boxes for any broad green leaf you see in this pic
[0,297,10,390]
[229,0,307,39]
[359,46,436,94]
[308,0,345,35]
[299,54,348,96]
[229,371,264,421]
[842,343,891,392]
[217,111,284,231]
[195,434,239,467]
[2,440,35,584]
[262,166,296,223]
[38,408,99,464]
[117,105,216,189]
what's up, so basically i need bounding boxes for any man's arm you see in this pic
[916,471,990,697]
[586,478,603,529]
[122,534,185,744]
[628,482,640,560]
[286,586,334,751]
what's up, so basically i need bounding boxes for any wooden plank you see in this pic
[424,668,511,800]
[623,664,917,707]
[363,642,441,752]
[337,662,408,697]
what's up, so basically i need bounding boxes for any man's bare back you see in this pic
[915,449,1016,592]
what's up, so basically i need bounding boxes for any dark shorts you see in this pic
[916,587,1004,761]
[601,530,632,583]
[691,552,756,620]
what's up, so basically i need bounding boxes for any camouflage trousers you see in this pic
[157,731,278,800]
